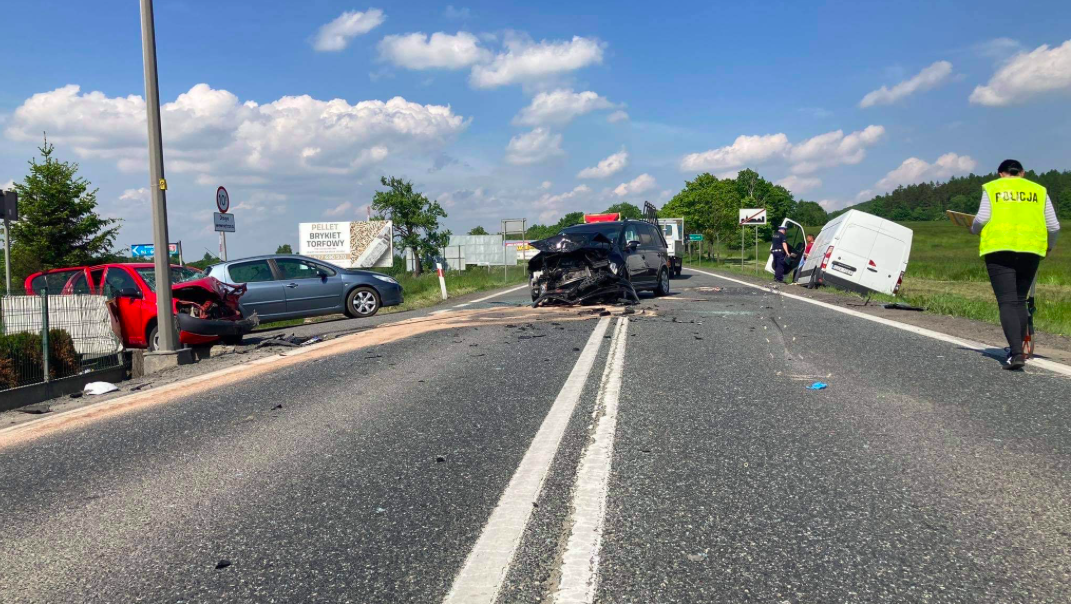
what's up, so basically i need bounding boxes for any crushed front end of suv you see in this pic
[527,231,639,307]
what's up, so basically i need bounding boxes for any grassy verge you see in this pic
[256,266,529,331]
[685,258,1071,338]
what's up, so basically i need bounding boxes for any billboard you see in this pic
[299,221,393,268]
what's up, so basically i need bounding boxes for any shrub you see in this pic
[0,328,81,389]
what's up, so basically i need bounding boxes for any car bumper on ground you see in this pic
[176,313,260,337]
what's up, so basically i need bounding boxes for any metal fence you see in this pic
[0,294,124,391]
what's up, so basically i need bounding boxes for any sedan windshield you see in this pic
[135,267,203,292]
[560,223,622,244]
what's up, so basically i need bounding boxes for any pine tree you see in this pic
[11,137,120,273]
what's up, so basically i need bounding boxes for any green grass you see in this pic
[256,265,528,331]
[685,221,1071,337]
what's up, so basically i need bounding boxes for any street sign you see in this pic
[131,243,178,258]
[688,233,704,241]
[739,208,767,225]
[216,186,230,213]
[1,190,18,221]
[214,212,236,233]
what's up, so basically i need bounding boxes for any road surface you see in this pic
[1,268,1069,603]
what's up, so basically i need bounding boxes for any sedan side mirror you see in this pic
[118,287,142,299]
[317,270,328,279]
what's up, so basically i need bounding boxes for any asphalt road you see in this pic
[1,269,1069,603]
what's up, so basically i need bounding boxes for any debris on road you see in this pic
[300,336,324,346]
[18,405,52,414]
[883,302,925,311]
[215,559,232,570]
[272,404,283,410]
[807,382,829,390]
[436,455,446,463]
[84,382,119,396]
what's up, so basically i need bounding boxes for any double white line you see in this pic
[444,316,629,604]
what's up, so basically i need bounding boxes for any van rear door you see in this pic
[861,232,907,295]
[828,223,877,285]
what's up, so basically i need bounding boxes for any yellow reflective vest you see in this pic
[979,178,1048,257]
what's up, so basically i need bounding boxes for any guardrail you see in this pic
[0,294,124,391]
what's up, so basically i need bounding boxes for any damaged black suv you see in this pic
[528,219,672,306]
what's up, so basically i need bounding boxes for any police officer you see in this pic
[971,159,1061,370]
[770,225,791,283]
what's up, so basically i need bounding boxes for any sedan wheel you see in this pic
[347,287,380,318]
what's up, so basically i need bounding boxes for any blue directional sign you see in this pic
[131,243,178,258]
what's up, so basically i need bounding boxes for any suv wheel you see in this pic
[654,268,670,296]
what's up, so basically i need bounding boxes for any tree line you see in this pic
[845,169,1071,222]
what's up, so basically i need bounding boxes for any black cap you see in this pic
[998,159,1023,176]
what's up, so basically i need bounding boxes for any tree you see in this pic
[275,244,293,254]
[1059,188,1071,219]
[10,138,119,275]
[793,201,828,227]
[188,252,220,271]
[468,226,488,235]
[603,202,642,220]
[371,176,450,275]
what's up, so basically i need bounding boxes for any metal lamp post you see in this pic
[139,0,178,352]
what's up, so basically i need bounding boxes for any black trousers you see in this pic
[985,251,1042,356]
[772,252,786,282]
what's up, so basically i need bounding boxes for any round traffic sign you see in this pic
[216,186,230,213]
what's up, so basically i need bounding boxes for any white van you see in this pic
[795,210,913,296]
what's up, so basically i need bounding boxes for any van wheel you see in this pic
[654,269,670,296]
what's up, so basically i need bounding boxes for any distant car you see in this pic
[24,264,256,350]
[202,254,403,322]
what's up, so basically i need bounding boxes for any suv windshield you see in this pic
[135,267,202,292]
[560,223,622,245]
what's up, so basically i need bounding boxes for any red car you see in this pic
[25,264,257,350]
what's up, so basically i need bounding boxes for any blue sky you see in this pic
[2,0,1070,258]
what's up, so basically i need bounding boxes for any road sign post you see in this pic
[216,186,230,261]
[738,208,767,270]
[1,189,16,294]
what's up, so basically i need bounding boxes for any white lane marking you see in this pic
[684,267,1071,378]
[443,316,613,604]
[456,284,529,308]
[554,317,628,603]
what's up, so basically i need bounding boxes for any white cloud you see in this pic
[868,152,977,195]
[974,37,1023,59]
[817,199,847,211]
[680,126,884,175]
[970,40,1071,106]
[4,84,468,180]
[470,34,604,89]
[613,173,656,197]
[540,180,552,189]
[855,189,874,202]
[533,185,591,222]
[324,201,353,217]
[513,89,617,126]
[787,125,885,174]
[377,32,490,70]
[504,128,564,165]
[607,110,629,123]
[775,175,821,194]
[311,8,386,52]
[443,5,471,20]
[680,133,790,172]
[577,150,628,179]
[1,179,14,191]
[859,61,952,108]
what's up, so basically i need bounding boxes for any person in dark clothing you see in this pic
[770,226,791,283]
[970,159,1060,370]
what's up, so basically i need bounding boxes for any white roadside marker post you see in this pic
[437,262,448,300]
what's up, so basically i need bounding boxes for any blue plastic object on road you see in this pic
[807,382,828,390]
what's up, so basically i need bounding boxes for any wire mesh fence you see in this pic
[0,294,124,391]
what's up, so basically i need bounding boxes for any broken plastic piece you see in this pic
[807,382,828,390]
[84,382,119,396]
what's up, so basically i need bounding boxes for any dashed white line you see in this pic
[442,316,613,604]
[554,317,628,603]
[683,267,1071,378]
[456,284,529,308]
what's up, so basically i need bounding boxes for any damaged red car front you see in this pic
[25,264,259,350]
